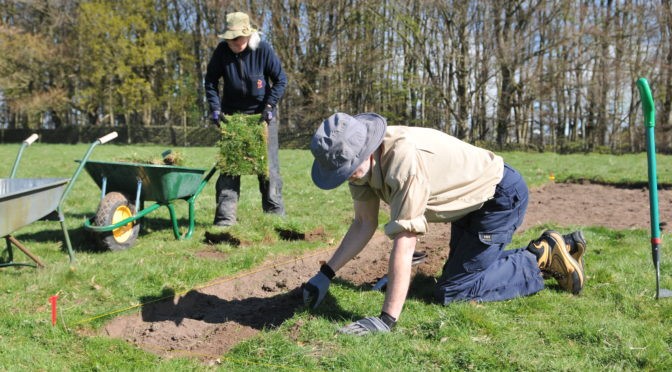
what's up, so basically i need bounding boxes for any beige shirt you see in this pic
[349,126,504,238]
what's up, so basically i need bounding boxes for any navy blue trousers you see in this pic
[434,164,544,304]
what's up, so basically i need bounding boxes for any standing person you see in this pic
[204,12,287,227]
[303,112,587,335]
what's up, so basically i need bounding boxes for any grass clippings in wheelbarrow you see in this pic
[114,150,185,166]
[216,113,268,177]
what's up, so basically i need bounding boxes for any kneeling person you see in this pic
[303,112,586,335]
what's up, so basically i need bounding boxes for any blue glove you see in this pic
[339,316,391,335]
[262,105,273,123]
[303,264,334,309]
[211,110,221,127]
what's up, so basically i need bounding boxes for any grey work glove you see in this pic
[339,316,391,336]
[211,110,221,127]
[303,264,335,309]
[262,105,273,123]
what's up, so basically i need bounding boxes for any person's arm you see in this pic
[327,197,380,271]
[338,230,416,336]
[204,45,223,113]
[340,147,427,335]
[262,43,287,108]
[303,197,379,309]
[382,231,417,319]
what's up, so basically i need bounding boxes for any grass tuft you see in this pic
[216,113,268,176]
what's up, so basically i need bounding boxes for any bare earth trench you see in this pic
[99,183,672,363]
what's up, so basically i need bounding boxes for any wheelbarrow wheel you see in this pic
[94,192,139,251]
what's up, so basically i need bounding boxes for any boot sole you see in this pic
[544,230,588,280]
[412,251,427,265]
[554,258,583,294]
[549,232,584,294]
[568,230,586,271]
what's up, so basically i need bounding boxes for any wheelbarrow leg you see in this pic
[168,166,217,240]
[183,165,217,240]
[60,221,76,265]
[56,208,76,264]
[166,202,195,240]
[5,235,45,268]
[3,237,14,263]
[187,198,196,239]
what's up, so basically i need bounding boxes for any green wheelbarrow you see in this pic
[82,159,217,251]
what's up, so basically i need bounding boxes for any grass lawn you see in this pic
[1,141,671,370]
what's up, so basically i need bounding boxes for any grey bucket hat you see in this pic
[310,112,387,190]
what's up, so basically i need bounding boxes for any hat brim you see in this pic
[311,113,387,190]
[218,28,257,40]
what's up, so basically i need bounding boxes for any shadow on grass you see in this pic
[203,230,241,246]
[333,272,440,305]
[408,273,441,303]
[275,227,304,241]
[132,275,439,335]
[138,286,359,330]
[139,287,301,330]
[11,225,100,253]
[11,214,207,254]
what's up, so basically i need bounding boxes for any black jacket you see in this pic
[204,40,287,115]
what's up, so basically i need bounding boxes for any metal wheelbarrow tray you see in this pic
[1,132,118,268]
[0,178,69,237]
[0,178,69,268]
[83,160,216,251]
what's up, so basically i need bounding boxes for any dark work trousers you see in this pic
[214,114,285,226]
[434,163,544,304]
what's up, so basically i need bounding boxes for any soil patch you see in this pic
[100,183,672,362]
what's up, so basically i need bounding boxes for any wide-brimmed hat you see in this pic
[218,12,257,40]
[310,113,387,190]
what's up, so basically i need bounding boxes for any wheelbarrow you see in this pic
[1,132,118,268]
[82,159,217,251]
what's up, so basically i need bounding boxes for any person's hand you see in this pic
[262,105,273,123]
[302,271,331,309]
[339,317,391,335]
[211,110,221,127]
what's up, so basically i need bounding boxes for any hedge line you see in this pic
[0,125,314,149]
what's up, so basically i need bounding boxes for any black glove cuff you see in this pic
[319,264,336,280]
[380,311,397,328]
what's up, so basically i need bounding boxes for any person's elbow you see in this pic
[352,214,378,236]
[352,199,380,235]
[384,217,427,239]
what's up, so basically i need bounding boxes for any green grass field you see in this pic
[1,141,671,371]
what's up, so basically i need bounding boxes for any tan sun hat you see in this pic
[218,12,257,40]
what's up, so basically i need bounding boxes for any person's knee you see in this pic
[216,189,239,202]
[433,281,475,305]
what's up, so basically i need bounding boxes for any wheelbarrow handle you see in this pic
[637,78,655,128]
[58,132,118,210]
[98,132,118,144]
[10,133,40,178]
[24,133,39,145]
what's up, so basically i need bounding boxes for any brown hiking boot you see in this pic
[528,230,584,294]
[542,230,587,279]
[527,231,560,270]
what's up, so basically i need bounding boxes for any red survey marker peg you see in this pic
[49,295,59,326]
